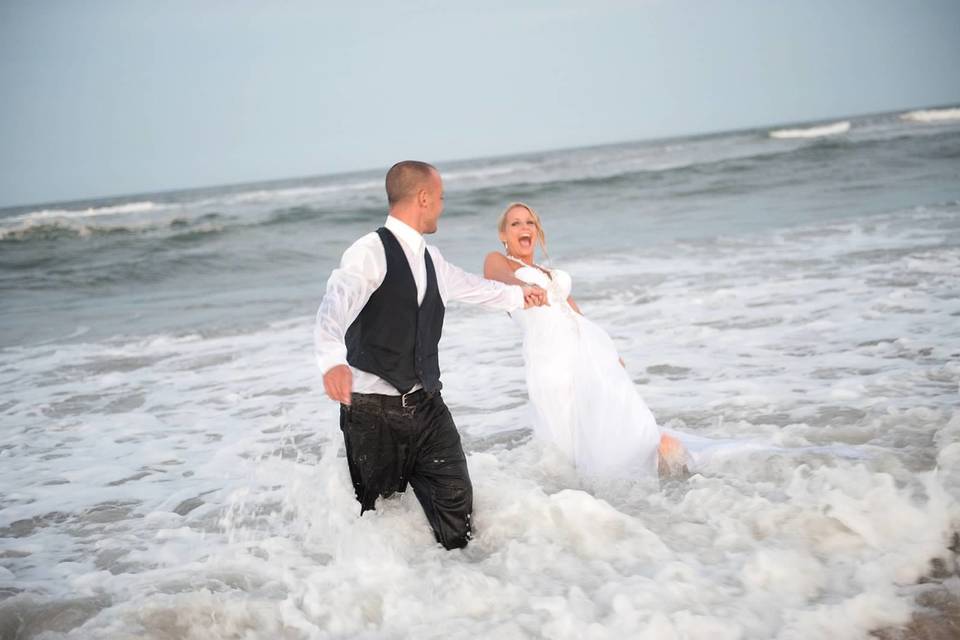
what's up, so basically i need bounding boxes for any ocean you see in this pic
[1,107,959,639]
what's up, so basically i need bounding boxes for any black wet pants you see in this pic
[339,391,473,550]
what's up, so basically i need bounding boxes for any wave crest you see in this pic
[0,217,224,243]
[769,121,851,139]
[900,107,960,123]
[7,200,161,225]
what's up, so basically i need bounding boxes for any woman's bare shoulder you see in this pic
[484,251,522,279]
[484,251,518,269]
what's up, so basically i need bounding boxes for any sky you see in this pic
[1,0,958,208]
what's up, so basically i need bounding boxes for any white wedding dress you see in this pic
[510,261,664,478]
[508,260,869,477]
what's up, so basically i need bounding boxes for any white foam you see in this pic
[769,121,851,139]
[0,199,183,240]
[0,207,958,638]
[222,180,382,206]
[900,107,960,123]
[0,179,381,236]
[441,163,533,184]
[6,200,160,224]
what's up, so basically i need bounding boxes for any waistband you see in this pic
[349,388,436,412]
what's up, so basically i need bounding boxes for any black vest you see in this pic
[345,227,445,394]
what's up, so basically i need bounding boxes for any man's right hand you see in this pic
[323,364,353,405]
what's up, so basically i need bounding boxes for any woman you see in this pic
[484,202,688,479]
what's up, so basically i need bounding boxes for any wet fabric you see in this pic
[339,392,473,550]
[344,227,445,394]
[509,263,662,477]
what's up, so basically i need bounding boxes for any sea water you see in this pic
[1,107,959,639]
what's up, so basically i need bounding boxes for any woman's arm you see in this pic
[484,252,528,286]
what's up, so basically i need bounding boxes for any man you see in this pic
[314,160,546,550]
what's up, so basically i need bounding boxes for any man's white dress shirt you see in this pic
[314,216,525,395]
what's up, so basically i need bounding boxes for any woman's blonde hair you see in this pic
[498,202,548,258]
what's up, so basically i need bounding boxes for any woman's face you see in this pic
[500,206,540,260]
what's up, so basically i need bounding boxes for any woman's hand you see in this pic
[522,284,548,308]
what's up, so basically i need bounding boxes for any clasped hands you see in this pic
[522,284,548,308]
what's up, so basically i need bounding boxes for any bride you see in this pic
[484,202,688,479]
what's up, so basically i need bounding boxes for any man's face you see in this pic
[420,171,444,234]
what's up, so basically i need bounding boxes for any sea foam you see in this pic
[5,200,161,224]
[2,205,958,638]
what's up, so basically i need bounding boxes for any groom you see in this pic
[314,160,546,550]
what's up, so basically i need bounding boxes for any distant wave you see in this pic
[222,181,381,206]
[1,221,118,242]
[442,163,533,183]
[7,200,161,225]
[4,180,384,226]
[900,107,960,123]
[455,135,914,208]
[0,216,224,243]
[768,121,851,139]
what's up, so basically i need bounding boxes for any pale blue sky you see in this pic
[1,0,958,208]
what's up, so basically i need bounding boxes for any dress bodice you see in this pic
[512,265,572,304]
[508,261,579,337]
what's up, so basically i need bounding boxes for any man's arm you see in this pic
[432,247,545,309]
[314,234,385,404]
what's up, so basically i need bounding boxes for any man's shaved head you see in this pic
[385,160,437,206]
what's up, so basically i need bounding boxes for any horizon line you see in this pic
[2,100,957,214]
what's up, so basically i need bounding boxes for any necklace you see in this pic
[505,253,552,279]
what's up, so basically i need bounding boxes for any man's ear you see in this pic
[417,188,428,207]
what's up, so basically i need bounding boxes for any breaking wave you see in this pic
[4,200,162,225]
[769,121,851,139]
[0,215,226,243]
[900,107,960,124]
